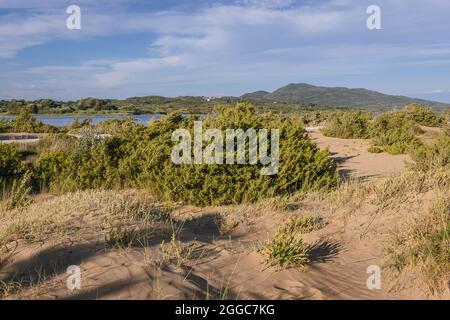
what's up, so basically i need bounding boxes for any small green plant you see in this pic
[260,219,310,269]
[367,145,384,153]
[6,171,33,210]
[0,280,23,298]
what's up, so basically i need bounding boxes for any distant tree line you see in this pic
[0,96,339,115]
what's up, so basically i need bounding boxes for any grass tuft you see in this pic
[259,217,312,269]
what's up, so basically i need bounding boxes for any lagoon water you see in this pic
[0,114,164,127]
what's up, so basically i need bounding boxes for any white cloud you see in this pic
[241,0,295,9]
[1,0,450,99]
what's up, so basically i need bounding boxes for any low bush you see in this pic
[403,103,445,127]
[370,112,423,155]
[409,135,450,172]
[321,111,370,139]
[0,118,11,133]
[0,144,25,182]
[34,151,71,190]
[367,145,384,153]
[10,108,58,133]
[35,103,339,205]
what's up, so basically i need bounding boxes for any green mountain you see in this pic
[241,83,450,109]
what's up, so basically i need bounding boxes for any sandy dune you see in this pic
[1,133,447,300]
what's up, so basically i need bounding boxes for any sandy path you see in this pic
[308,131,410,180]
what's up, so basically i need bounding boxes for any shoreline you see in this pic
[0,112,168,117]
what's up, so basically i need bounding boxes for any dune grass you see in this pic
[0,190,168,247]
[385,193,449,295]
[259,215,326,269]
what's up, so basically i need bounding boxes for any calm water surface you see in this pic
[0,114,164,127]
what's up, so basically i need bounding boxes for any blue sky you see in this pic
[1,0,450,102]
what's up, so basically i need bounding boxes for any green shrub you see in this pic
[410,135,450,171]
[1,144,26,199]
[370,112,423,155]
[367,145,384,153]
[35,151,71,190]
[321,111,370,139]
[97,117,138,136]
[403,103,445,127]
[0,118,11,133]
[141,103,338,205]
[69,118,92,131]
[10,108,43,133]
[0,144,25,179]
[10,108,58,133]
[35,135,124,192]
[33,103,338,206]
[301,110,335,126]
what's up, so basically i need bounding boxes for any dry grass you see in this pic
[385,192,449,295]
[0,190,168,247]
[280,214,326,234]
[259,214,327,270]
[285,166,449,296]
[1,162,449,299]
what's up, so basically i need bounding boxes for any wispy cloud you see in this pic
[1,0,450,99]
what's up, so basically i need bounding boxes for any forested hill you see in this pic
[241,83,450,109]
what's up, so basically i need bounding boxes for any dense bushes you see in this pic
[410,135,450,172]
[403,103,445,127]
[369,112,423,155]
[321,111,370,139]
[10,108,43,133]
[0,119,11,133]
[34,103,338,205]
[0,144,26,197]
[10,108,58,133]
[140,104,338,205]
[0,144,25,179]
[318,105,447,155]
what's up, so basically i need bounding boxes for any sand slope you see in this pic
[1,134,447,300]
